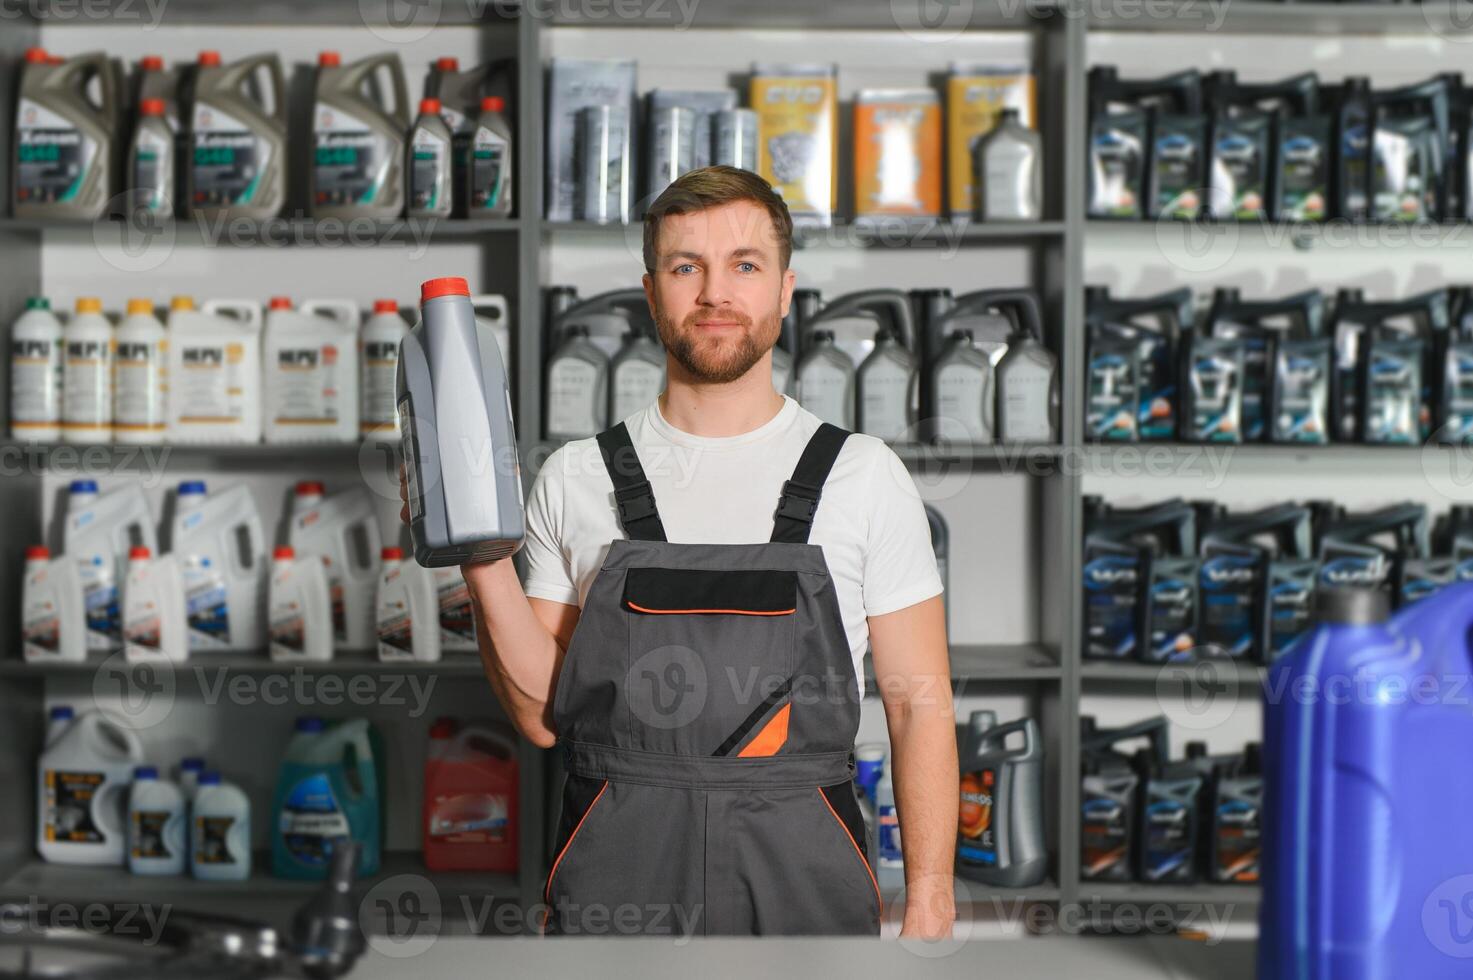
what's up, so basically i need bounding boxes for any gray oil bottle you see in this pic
[957,711,1047,888]
[468,96,513,217]
[975,107,1043,221]
[1080,716,1168,882]
[1207,743,1262,883]
[993,292,1059,443]
[397,276,523,568]
[407,98,454,219]
[14,48,120,219]
[187,50,286,221]
[129,98,174,218]
[1136,749,1204,884]
[796,330,856,429]
[857,326,917,443]
[930,330,993,444]
[608,326,665,423]
[310,51,408,220]
[544,324,609,441]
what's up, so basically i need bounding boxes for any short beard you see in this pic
[655,307,778,384]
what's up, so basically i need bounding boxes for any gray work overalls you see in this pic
[541,420,882,936]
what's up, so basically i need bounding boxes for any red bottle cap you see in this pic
[129,546,152,560]
[429,717,458,739]
[24,48,48,64]
[318,51,342,67]
[274,545,296,560]
[419,97,442,115]
[140,55,164,71]
[435,57,459,72]
[420,277,469,302]
[198,50,222,67]
[25,545,49,559]
[382,547,404,561]
[373,299,399,314]
[481,96,504,113]
[295,480,325,495]
[269,296,293,310]
[139,98,167,117]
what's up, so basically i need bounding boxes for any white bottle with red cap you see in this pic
[360,299,408,442]
[21,545,86,663]
[407,98,453,219]
[268,545,333,662]
[375,546,440,662]
[122,546,188,663]
[288,480,382,651]
[263,296,361,444]
[114,298,167,444]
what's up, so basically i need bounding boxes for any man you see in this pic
[409,166,957,938]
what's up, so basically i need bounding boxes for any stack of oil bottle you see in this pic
[1080,715,1261,886]
[1088,67,1470,224]
[12,47,513,222]
[1083,495,1473,663]
[542,285,1061,447]
[1086,284,1473,446]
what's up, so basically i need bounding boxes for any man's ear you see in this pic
[642,272,656,320]
[779,268,797,319]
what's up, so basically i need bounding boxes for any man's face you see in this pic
[643,200,796,385]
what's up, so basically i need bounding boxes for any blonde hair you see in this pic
[642,166,794,273]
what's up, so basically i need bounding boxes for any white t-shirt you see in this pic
[521,395,944,694]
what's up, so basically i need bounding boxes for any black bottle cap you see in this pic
[1313,587,1390,626]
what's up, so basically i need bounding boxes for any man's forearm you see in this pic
[463,559,564,747]
[889,691,960,921]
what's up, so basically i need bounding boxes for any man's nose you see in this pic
[697,269,732,307]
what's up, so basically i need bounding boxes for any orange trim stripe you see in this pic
[737,702,791,758]
[818,788,884,917]
[541,778,609,935]
[626,601,795,616]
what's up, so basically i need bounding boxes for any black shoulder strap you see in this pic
[771,423,851,545]
[596,423,667,542]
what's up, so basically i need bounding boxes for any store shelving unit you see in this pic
[4,0,1465,951]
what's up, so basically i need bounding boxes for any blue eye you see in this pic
[674,263,696,274]
[738,262,756,273]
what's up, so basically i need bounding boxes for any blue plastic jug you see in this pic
[1260,583,1473,978]
[271,717,382,879]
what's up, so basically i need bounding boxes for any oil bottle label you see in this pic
[11,338,62,426]
[471,127,509,209]
[1199,553,1259,659]
[859,359,910,443]
[195,815,239,864]
[270,598,306,655]
[1000,364,1053,442]
[192,104,272,207]
[611,359,662,422]
[1142,797,1194,881]
[398,394,424,521]
[280,773,351,865]
[313,106,390,207]
[124,606,163,652]
[63,340,112,430]
[174,343,249,430]
[436,569,475,644]
[15,98,98,207]
[428,792,509,842]
[798,360,850,429]
[115,340,165,432]
[76,556,120,645]
[43,769,105,844]
[1083,553,1140,659]
[180,555,231,646]
[1278,128,1327,221]
[131,809,175,859]
[1081,788,1131,878]
[934,363,988,443]
[409,128,450,212]
[132,126,172,211]
[546,358,600,438]
[957,767,997,868]
[23,595,61,655]
[271,345,342,429]
[1214,797,1261,882]
[361,341,399,433]
[377,601,415,660]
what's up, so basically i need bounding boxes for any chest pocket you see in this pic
[621,567,799,756]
